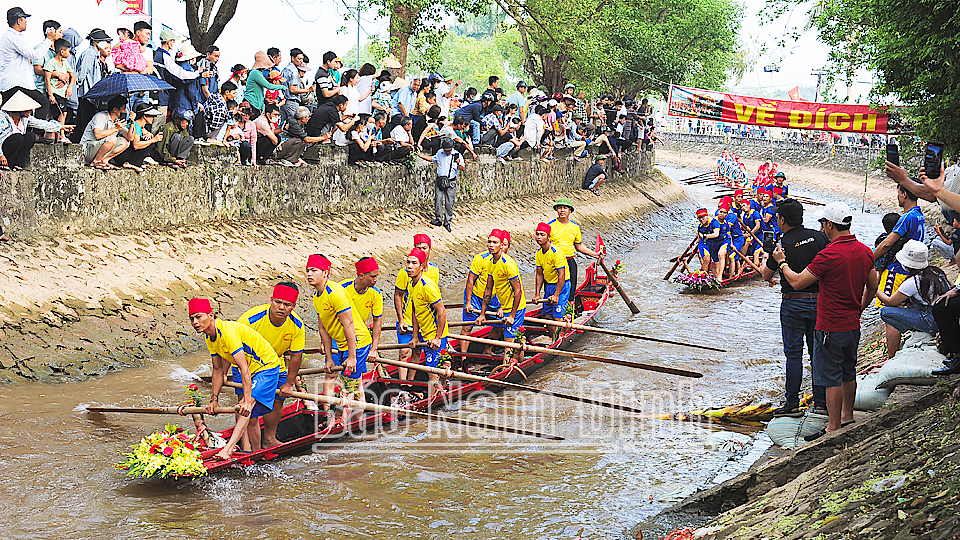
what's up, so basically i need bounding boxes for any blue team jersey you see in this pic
[742,209,761,233]
[776,183,789,197]
[699,218,725,246]
[760,204,780,234]
[750,199,762,212]
[887,206,926,273]
[726,212,743,238]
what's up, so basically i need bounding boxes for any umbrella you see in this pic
[83,72,174,100]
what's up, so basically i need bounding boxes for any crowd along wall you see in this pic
[1,145,655,239]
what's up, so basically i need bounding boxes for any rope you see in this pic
[177,404,187,416]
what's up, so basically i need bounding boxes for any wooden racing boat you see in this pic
[195,236,615,474]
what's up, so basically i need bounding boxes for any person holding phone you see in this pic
[873,184,925,306]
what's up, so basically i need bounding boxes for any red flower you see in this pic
[334,386,342,393]
[616,260,621,265]
[162,447,174,457]
[440,349,447,355]
[184,442,194,450]
[189,384,199,391]
[149,444,160,454]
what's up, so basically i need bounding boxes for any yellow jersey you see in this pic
[548,218,582,258]
[535,245,569,285]
[395,261,440,325]
[238,305,306,363]
[312,283,373,349]
[205,319,283,374]
[488,253,527,311]
[468,251,495,298]
[409,275,449,340]
[339,279,384,324]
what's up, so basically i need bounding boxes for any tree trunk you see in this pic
[185,0,239,53]
[388,3,420,78]
[516,24,541,87]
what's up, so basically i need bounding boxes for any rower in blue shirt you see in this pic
[697,208,728,280]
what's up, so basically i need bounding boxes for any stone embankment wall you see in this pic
[0,146,675,382]
[1,144,648,239]
[660,132,881,173]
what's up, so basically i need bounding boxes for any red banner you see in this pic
[667,84,904,134]
[120,0,145,15]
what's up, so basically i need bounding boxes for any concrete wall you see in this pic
[0,144,655,239]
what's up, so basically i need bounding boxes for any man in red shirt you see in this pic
[772,202,879,439]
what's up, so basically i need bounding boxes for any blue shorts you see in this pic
[417,336,448,367]
[729,236,745,259]
[698,240,725,263]
[396,321,413,344]
[230,365,283,418]
[504,306,526,339]
[542,281,571,318]
[462,293,500,323]
[332,342,371,380]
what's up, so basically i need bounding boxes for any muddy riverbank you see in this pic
[0,169,681,383]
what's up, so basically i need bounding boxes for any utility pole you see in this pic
[811,69,828,102]
[356,1,361,68]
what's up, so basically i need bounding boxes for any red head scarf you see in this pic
[188,297,212,315]
[355,257,379,274]
[306,254,331,271]
[408,248,427,265]
[413,233,431,247]
[272,284,299,304]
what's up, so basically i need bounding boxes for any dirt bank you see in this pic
[0,170,682,383]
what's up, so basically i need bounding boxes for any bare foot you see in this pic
[261,437,282,448]
[0,234,10,242]
[214,446,236,461]
[121,163,143,173]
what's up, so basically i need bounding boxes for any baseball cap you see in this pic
[776,198,803,224]
[564,83,575,89]
[817,201,853,226]
[6,7,29,25]
[517,80,527,89]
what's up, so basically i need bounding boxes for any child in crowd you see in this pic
[112,28,147,73]
[874,212,902,271]
[933,211,960,266]
[264,70,285,107]
[43,38,74,142]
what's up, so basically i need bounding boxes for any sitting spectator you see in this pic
[438,115,477,160]
[156,108,195,168]
[566,114,588,160]
[202,81,237,142]
[480,104,507,146]
[80,95,129,169]
[873,212,902,271]
[875,240,949,361]
[0,91,66,171]
[367,112,393,162]
[253,103,281,164]
[413,104,441,145]
[110,103,162,172]
[42,38,74,142]
[306,94,349,141]
[495,116,524,162]
[275,106,326,166]
[453,92,492,145]
[235,105,256,165]
[346,115,374,165]
[582,154,607,194]
[932,212,960,266]
[386,116,414,162]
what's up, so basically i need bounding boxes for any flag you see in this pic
[787,86,800,101]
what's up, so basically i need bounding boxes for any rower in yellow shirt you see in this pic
[237,282,306,449]
[548,198,602,288]
[189,297,283,461]
[405,247,449,399]
[478,229,527,364]
[460,231,502,353]
[305,254,374,416]
[533,222,570,341]
[340,256,384,361]
[394,233,440,381]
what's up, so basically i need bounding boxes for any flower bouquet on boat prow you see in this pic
[674,270,721,291]
[115,423,207,478]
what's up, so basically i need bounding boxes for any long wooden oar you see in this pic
[728,242,765,275]
[376,357,649,415]
[520,314,725,352]
[221,381,563,440]
[449,333,703,378]
[664,234,700,280]
[299,341,424,356]
[86,405,239,415]
[597,258,640,314]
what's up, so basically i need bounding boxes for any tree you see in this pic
[184,0,239,52]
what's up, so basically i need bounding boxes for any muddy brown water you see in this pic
[0,166,887,539]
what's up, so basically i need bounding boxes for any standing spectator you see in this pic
[171,43,204,120]
[253,103,280,163]
[275,106,325,166]
[434,73,459,119]
[0,91,65,171]
[313,51,340,108]
[280,48,313,125]
[153,29,210,134]
[79,94,129,169]
[394,77,419,118]
[202,81,236,142]
[371,70,394,117]
[42,38,73,142]
[773,202,879,439]
[356,63,377,114]
[581,155,607,194]
[156,108,195,168]
[429,138,464,232]
[874,184,925,306]
[0,8,54,137]
[266,47,281,70]
[760,199,829,418]
[341,69,367,115]
[225,64,247,99]
[75,28,111,98]
[197,45,220,101]
[875,240,947,361]
[32,21,62,101]
[243,51,285,115]
[110,102,162,172]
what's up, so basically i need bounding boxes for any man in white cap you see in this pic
[0,90,67,171]
[0,8,55,137]
[772,201,878,440]
[152,29,211,134]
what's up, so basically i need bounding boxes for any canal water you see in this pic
[0,165,886,539]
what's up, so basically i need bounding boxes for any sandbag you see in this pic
[703,430,751,452]
[875,344,946,389]
[855,373,892,411]
[766,414,827,449]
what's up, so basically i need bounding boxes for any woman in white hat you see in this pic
[0,90,68,171]
[875,239,950,361]
[169,43,205,119]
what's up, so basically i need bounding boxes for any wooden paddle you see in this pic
[449,333,703,378]
[663,234,700,280]
[597,258,640,315]
[221,380,563,440]
[520,313,725,352]
[86,405,239,415]
[376,357,650,415]
[728,242,765,275]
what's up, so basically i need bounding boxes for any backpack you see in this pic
[154,48,186,90]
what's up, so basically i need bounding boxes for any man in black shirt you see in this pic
[760,199,828,417]
[306,94,349,139]
[582,155,607,194]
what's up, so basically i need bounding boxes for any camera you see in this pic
[762,231,776,253]
[885,143,899,167]
[923,141,944,178]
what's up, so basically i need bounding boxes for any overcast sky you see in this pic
[3,0,862,101]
